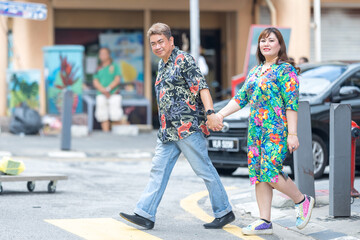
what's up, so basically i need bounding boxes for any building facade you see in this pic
[0,0,359,126]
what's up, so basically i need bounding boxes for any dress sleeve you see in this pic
[278,64,299,111]
[233,80,249,109]
[233,66,257,109]
[180,53,209,97]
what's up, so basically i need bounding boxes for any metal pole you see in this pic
[264,0,277,26]
[329,104,351,217]
[314,0,322,62]
[293,101,315,198]
[61,89,73,151]
[0,16,8,116]
[190,0,200,62]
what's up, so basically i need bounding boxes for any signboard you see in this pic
[0,1,47,20]
[243,25,291,75]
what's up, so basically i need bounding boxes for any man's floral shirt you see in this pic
[155,47,210,143]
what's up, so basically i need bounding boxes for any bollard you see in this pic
[350,121,360,197]
[329,104,351,217]
[60,89,73,151]
[82,94,95,133]
[293,101,315,199]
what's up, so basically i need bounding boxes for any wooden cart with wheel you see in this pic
[0,174,68,194]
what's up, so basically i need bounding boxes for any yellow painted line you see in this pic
[45,218,162,240]
[180,187,264,240]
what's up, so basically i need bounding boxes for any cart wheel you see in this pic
[48,181,56,193]
[27,181,35,192]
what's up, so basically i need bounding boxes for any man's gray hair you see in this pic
[147,23,172,39]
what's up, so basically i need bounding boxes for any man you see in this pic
[120,23,235,230]
[93,47,124,132]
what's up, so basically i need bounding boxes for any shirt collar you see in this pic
[159,47,179,68]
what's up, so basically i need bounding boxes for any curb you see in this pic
[0,151,12,157]
[202,188,360,240]
[48,151,87,158]
[2,150,155,160]
[206,187,360,240]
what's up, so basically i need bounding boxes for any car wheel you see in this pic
[312,134,328,179]
[215,167,237,176]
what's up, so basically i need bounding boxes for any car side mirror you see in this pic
[339,86,360,96]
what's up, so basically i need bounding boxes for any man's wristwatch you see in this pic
[205,109,215,117]
[105,86,111,92]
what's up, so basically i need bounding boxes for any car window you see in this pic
[341,71,360,88]
[299,65,347,96]
[301,65,346,82]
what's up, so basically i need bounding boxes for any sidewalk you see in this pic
[226,174,360,240]
[0,130,158,159]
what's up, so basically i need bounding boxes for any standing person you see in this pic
[211,27,314,235]
[120,23,234,230]
[198,46,209,76]
[93,47,124,132]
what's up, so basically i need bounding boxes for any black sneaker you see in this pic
[203,211,235,229]
[120,212,155,229]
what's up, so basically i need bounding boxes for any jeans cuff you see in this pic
[213,205,233,219]
[134,207,156,222]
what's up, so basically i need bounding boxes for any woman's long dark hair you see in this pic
[256,27,300,74]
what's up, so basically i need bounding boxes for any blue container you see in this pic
[43,45,84,114]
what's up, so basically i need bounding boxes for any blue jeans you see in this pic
[134,132,232,222]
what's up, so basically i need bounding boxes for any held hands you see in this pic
[288,134,300,154]
[206,113,224,131]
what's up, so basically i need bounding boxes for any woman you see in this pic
[93,47,124,132]
[213,28,314,235]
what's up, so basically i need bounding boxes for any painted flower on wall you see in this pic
[48,55,82,114]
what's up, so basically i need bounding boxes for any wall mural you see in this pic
[43,45,84,114]
[6,69,40,114]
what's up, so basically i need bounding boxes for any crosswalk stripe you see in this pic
[45,218,162,240]
[180,187,265,240]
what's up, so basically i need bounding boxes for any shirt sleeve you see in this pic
[278,63,299,111]
[93,72,99,81]
[180,53,209,97]
[93,65,102,80]
[114,63,121,76]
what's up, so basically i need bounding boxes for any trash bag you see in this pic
[0,156,25,175]
[9,103,42,135]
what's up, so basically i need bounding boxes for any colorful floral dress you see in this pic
[234,62,299,184]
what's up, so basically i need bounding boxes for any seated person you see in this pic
[93,47,124,132]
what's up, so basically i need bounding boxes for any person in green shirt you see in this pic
[93,47,124,132]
